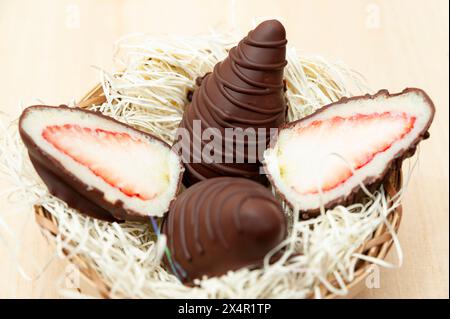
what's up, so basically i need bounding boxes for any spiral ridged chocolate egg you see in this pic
[178,20,288,185]
[162,177,286,282]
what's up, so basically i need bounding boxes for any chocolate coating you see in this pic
[178,20,288,185]
[30,156,118,222]
[162,177,286,282]
[19,105,183,222]
[264,88,436,218]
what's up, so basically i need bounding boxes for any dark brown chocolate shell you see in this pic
[264,88,435,217]
[177,20,288,186]
[162,177,287,282]
[19,105,184,222]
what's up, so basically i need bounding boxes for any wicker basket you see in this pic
[33,84,403,299]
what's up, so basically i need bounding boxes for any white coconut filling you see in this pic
[21,107,182,217]
[264,90,433,211]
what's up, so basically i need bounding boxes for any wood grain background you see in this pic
[0,0,448,298]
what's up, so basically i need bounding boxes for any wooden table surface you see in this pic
[0,0,448,298]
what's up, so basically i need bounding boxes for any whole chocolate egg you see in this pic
[178,20,288,186]
[162,177,286,282]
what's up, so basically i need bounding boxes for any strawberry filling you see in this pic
[42,124,167,200]
[280,112,416,195]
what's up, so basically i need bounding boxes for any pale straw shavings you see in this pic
[0,33,404,298]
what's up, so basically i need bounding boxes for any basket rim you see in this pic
[32,83,403,299]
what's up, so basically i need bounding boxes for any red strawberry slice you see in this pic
[42,124,168,200]
[279,112,416,195]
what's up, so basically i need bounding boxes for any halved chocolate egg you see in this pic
[264,88,435,215]
[19,105,184,222]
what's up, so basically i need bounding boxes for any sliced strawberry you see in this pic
[42,124,169,200]
[279,112,416,195]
